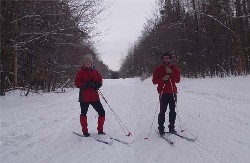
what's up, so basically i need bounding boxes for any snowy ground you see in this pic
[1,76,250,163]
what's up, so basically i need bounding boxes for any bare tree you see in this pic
[120,0,249,79]
[0,0,109,96]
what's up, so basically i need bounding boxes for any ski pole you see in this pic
[170,78,184,132]
[145,84,166,139]
[99,90,132,137]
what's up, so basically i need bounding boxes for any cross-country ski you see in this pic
[165,132,197,142]
[73,132,113,145]
[155,130,174,145]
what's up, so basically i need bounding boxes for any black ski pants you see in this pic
[158,93,176,131]
[80,100,105,116]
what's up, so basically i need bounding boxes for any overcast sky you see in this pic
[95,0,157,71]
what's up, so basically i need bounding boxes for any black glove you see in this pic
[92,82,102,90]
[81,81,93,89]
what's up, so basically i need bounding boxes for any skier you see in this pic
[75,54,105,137]
[152,52,180,135]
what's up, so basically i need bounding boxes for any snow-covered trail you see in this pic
[1,76,250,163]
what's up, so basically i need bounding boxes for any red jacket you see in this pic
[152,64,180,94]
[75,66,102,102]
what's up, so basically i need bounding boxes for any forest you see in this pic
[1,0,249,96]
[1,0,109,96]
[120,0,249,79]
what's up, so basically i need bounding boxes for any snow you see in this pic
[1,76,250,163]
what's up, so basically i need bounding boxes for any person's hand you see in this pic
[165,67,172,74]
[162,75,170,81]
[92,82,102,90]
[81,81,93,89]
[86,81,94,87]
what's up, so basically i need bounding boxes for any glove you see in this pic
[81,81,93,89]
[165,67,172,74]
[162,75,170,81]
[92,82,102,90]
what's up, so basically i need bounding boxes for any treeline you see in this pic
[0,0,109,96]
[120,0,250,78]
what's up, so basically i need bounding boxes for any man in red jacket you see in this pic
[152,52,180,135]
[75,54,105,137]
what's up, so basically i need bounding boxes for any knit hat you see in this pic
[83,54,93,63]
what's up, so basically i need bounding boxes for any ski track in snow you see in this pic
[1,76,250,163]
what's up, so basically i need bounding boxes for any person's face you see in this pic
[84,60,92,68]
[162,56,171,65]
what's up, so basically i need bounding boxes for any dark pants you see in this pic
[158,93,176,131]
[80,100,105,116]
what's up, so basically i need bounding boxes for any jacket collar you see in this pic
[82,66,95,70]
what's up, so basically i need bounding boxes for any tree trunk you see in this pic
[13,52,18,88]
